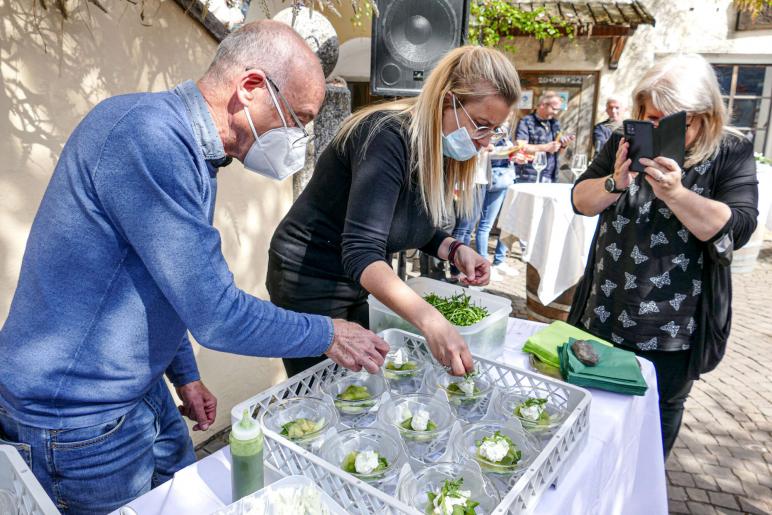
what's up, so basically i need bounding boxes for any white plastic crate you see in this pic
[0,445,59,515]
[368,277,512,355]
[231,330,590,514]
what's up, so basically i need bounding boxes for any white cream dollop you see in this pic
[479,436,510,463]
[519,403,544,422]
[410,409,431,431]
[457,377,476,396]
[432,488,472,515]
[354,450,379,475]
[391,348,408,367]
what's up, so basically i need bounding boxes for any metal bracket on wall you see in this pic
[538,38,555,63]
[608,36,628,70]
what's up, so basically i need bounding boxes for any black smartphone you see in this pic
[623,120,654,173]
[656,110,687,168]
[623,111,686,173]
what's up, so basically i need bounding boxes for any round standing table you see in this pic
[498,183,598,322]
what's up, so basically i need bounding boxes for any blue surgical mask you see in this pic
[441,94,478,161]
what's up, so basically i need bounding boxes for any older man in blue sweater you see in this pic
[0,20,388,514]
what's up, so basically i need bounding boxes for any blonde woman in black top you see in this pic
[269,46,522,377]
[570,54,758,456]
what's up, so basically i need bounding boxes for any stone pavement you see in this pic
[195,236,772,514]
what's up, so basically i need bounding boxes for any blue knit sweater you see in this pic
[0,82,333,429]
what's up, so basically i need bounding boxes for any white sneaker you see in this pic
[490,267,504,282]
[493,262,520,277]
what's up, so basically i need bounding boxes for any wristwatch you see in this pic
[604,175,626,194]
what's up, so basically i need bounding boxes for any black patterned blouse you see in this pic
[571,132,758,353]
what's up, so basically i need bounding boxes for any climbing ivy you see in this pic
[469,0,574,52]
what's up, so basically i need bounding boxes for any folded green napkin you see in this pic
[524,321,612,369]
[559,338,648,396]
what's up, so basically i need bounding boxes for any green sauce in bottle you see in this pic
[230,409,264,502]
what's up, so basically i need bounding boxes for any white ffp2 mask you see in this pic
[242,85,307,180]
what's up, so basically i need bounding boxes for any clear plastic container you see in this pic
[260,397,337,450]
[320,371,387,419]
[368,277,512,355]
[320,428,401,487]
[430,364,493,422]
[397,462,501,515]
[493,386,571,438]
[377,394,454,464]
[452,421,540,476]
[380,333,428,395]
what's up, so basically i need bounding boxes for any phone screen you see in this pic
[623,120,654,173]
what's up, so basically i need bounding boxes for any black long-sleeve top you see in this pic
[270,112,449,286]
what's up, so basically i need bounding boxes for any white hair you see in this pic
[632,54,741,167]
[202,20,310,90]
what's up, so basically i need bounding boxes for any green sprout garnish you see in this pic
[424,293,489,327]
[425,478,479,515]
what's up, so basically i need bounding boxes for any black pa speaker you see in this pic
[370,0,470,97]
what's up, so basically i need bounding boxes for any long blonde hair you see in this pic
[334,46,521,224]
[631,54,741,168]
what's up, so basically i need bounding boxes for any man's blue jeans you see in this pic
[0,380,195,514]
[476,188,510,265]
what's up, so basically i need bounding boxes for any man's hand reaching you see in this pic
[325,319,389,374]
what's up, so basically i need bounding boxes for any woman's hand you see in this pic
[639,157,687,203]
[453,245,490,286]
[423,317,474,376]
[613,137,637,190]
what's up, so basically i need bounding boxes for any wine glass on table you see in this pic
[532,151,547,183]
[571,153,587,182]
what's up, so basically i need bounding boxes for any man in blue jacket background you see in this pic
[0,20,387,514]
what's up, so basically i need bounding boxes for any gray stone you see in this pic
[274,7,339,78]
[292,83,351,199]
[571,340,599,366]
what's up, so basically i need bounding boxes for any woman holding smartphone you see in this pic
[268,46,522,377]
[570,54,758,457]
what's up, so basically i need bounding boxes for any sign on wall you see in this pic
[519,90,534,110]
[556,91,570,111]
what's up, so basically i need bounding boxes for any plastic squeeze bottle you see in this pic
[230,409,264,502]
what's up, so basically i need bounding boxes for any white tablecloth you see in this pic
[122,318,667,515]
[498,183,598,306]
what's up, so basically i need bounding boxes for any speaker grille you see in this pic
[371,0,469,97]
[381,0,458,68]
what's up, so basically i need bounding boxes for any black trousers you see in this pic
[266,252,369,378]
[633,347,694,459]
